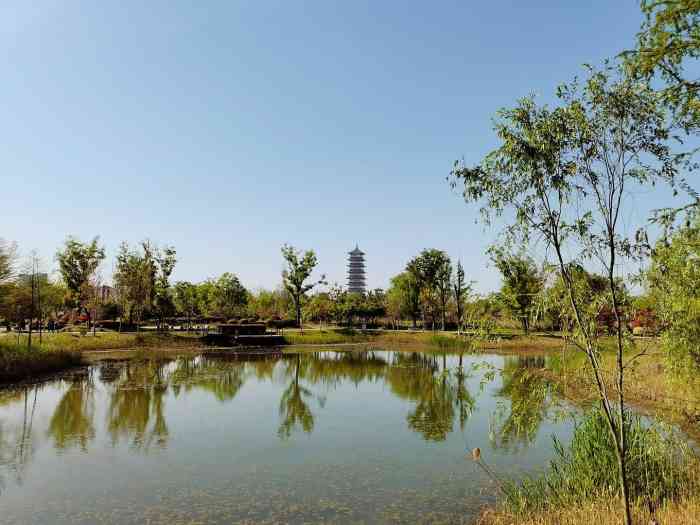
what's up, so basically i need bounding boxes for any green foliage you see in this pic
[628,0,700,130]
[114,241,177,327]
[207,272,248,319]
[0,274,67,324]
[114,241,155,325]
[281,244,324,326]
[386,271,421,327]
[247,287,293,320]
[0,238,17,285]
[452,260,471,332]
[503,409,697,515]
[406,249,452,329]
[492,357,550,450]
[490,248,542,334]
[540,265,630,334]
[173,281,200,321]
[646,214,700,368]
[55,236,105,308]
[153,245,177,325]
[451,64,680,524]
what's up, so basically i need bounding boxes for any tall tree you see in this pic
[406,249,451,330]
[436,258,452,330]
[450,65,678,525]
[153,245,177,329]
[452,260,471,334]
[113,241,156,327]
[56,236,105,323]
[173,281,199,329]
[387,272,421,328]
[209,273,248,319]
[489,249,542,334]
[281,244,325,327]
[0,239,17,286]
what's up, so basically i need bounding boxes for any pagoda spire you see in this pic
[347,244,366,294]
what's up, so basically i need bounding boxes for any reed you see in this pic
[500,409,698,517]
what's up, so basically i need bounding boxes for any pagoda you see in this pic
[347,245,366,294]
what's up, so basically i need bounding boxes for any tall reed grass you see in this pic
[502,409,698,516]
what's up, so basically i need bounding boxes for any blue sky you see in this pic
[3,1,652,292]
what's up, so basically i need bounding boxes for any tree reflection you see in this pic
[491,356,551,450]
[0,385,41,490]
[385,352,474,442]
[170,356,249,402]
[454,353,476,431]
[48,373,95,451]
[107,360,169,450]
[278,354,315,438]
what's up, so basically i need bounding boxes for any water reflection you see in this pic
[48,372,95,451]
[0,350,589,523]
[278,354,316,438]
[491,356,554,450]
[0,351,558,478]
[0,386,40,490]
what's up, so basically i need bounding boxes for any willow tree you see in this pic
[450,65,679,525]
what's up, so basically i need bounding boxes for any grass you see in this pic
[479,409,699,524]
[427,333,474,351]
[15,331,201,352]
[0,332,203,382]
[280,329,569,355]
[282,328,374,345]
[0,339,83,382]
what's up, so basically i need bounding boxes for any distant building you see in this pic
[347,245,366,294]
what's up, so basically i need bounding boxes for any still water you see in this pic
[0,349,573,524]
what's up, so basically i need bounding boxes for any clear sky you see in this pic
[3,1,652,293]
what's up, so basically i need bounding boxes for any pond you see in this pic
[0,349,575,524]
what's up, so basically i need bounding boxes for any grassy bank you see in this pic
[9,331,202,353]
[282,328,374,345]
[0,332,203,383]
[0,339,82,382]
[281,329,568,354]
